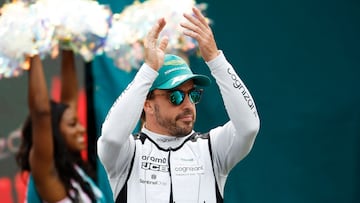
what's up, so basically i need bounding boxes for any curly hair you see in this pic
[16,100,96,202]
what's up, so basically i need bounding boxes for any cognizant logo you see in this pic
[174,166,204,173]
[227,68,258,117]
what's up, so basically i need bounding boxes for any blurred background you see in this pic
[0,0,359,202]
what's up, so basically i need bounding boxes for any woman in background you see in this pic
[16,50,106,203]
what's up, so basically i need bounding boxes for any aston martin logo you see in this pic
[171,75,189,85]
[164,59,185,66]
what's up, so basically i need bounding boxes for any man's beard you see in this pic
[154,104,194,137]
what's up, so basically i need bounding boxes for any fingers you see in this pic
[180,7,219,62]
[181,15,202,39]
[181,7,209,30]
[158,35,169,52]
[180,8,210,41]
[144,18,166,49]
[144,18,168,71]
[191,7,208,26]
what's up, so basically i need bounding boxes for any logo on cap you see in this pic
[171,75,189,86]
[164,66,188,75]
[164,58,186,66]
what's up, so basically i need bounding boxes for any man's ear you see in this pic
[143,100,154,115]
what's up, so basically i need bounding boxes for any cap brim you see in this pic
[155,74,211,90]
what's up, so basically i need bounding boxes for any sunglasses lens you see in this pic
[169,89,203,105]
[189,89,202,104]
[170,91,185,105]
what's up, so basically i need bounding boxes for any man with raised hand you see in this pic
[98,7,260,203]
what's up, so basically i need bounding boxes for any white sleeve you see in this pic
[206,51,260,175]
[97,64,158,196]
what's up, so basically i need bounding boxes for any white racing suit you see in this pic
[98,52,260,203]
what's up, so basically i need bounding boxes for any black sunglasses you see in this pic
[151,88,204,106]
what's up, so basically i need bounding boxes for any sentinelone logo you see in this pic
[139,179,167,186]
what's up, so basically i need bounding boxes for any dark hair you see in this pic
[16,100,96,202]
[140,91,155,126]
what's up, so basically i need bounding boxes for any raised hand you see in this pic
[143,18,169,71]
[181,7,219,62]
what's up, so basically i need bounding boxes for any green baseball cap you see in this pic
[150,54,211,91]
